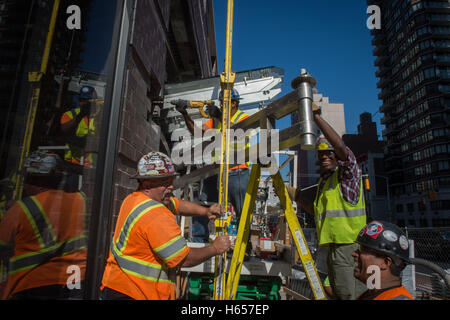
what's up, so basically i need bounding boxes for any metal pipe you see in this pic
[291,69,317,150]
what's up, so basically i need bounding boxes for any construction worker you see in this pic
[0,151,87,300]
[353,220,414,300]
[287,105,367,300]
[173,89,250,244]
[60,85,101,167]
[100,151,231,300]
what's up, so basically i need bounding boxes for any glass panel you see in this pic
[0,0,118,300]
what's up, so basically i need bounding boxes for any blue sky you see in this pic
[212,0,381,136]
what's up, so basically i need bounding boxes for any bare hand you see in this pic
[206,204,224,220]
[212,235,231,255]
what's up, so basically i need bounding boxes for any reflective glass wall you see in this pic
[0,0,121,299]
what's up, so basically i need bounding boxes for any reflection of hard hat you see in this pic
[132,152,178,180]
[316,135,334,151]
[356,220,411,263]
[219,89,240,102]
[23,151,63,176]
[79,86,96,100]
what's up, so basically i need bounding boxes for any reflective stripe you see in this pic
[389,295,413,300]
[9,235,87,275]
[19,197,57,248]
[115,199,163,253]
[111,245,173,283]
[154,235,187,262]
[168,198,177,214]
[317,208,366,220]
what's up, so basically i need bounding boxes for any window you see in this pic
[438,161,450,171]
[407,203,415,213]
[396,204,404,213]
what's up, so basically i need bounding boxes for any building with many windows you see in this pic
[368,0,450,227]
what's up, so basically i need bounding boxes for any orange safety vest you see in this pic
[204,109,250,170]
[0,190,87,299]
[358,285,415,300]
[60,107,96,166]
[101,192,190,300]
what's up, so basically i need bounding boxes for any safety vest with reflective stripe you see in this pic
[108,197,188,299]
[8,194,87,276]
[210,110,250,170]
[61,107,96,166]
[314,170,366,246]
[358,285,415,300]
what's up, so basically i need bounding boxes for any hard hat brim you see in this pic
[130,173,179,180]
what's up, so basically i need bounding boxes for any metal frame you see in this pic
[84,0,133,300]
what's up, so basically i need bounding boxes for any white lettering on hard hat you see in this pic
[366,5,381,30]
[66,5,81,30]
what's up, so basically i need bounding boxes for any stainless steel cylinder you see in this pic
[291,69,317,150]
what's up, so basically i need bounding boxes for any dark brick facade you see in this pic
[110,0,216,220]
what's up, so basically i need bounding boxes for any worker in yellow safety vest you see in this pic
[287,105,367,300]
[173,89,250,246]
[60,85,101,167]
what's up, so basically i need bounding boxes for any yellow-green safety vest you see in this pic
[64,108,96,165]
[314,170,366,246]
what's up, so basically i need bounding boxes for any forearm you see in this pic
[313,114,348,160]
[180,245,217,267]
[177,199,209,217]
[297,192,315,216]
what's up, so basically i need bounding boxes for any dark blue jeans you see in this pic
[192,169,250,243]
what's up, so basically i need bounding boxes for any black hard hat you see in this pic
[356,220,411,263]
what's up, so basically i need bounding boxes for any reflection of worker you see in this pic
[60,85,100,167]
[174,89,250,243]
[0,151,87,300]
[353,221,414,300]
[287,106,367,300]
[101,152,231,300]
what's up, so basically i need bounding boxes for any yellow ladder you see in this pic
[225,163,327,300]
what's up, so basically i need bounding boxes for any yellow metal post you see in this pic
[213,0,236,300]
[14,0,61,200]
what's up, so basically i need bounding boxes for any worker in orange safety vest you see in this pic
[0,151,87,300]
[101,151,231,300]
[353,220,415,300]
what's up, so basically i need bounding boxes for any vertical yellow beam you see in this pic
[14,0,61,200]
[213,0,235,300]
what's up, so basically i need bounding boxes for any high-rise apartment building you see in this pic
[368,0,450,227]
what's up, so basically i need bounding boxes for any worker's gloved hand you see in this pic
[206,203,224,220]
[312,103,321,116]
[206,105,222,119]
[212,235,232,255]
[171,99,188,115]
